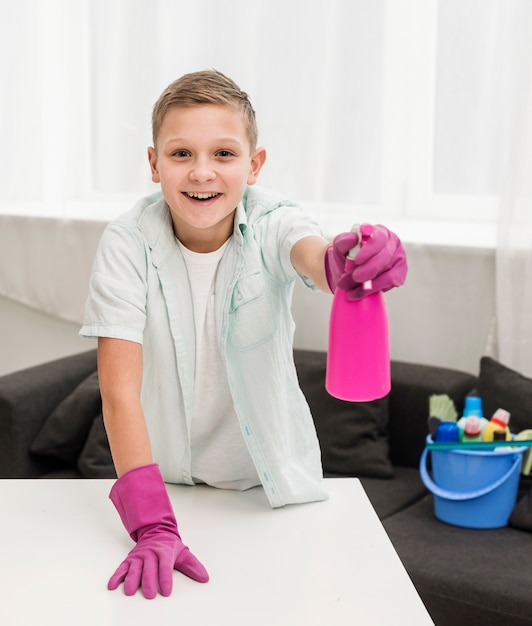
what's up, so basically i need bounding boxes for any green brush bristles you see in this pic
[429,394,458,422]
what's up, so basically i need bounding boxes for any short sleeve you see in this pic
[254,202,324,287]
[80,222,148,343]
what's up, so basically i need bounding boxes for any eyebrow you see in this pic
[163,137,245,149]
[165,137,241,145]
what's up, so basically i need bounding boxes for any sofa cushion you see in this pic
[30,370,102,464]
[360,467,427,520]
[508,475,532,533]
[294,350,393,478]
[388,361,477,468]
[384,496,532,626]
[77,413,116,478]
[477,356,532,434]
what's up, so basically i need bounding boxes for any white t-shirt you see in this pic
[177,238,260,490]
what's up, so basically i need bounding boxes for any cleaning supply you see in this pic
[429,394,458,422]
[427,394,458,438]
[435,421,460,443]
[108,464,209,598]
[463,395,483,417]
[420,434,528,528]
[493,430,508,441]
[482,408,512,442]
[326,224,390,402]
[461,416,483,442]
[426,439,532,451]
[457,395,488,439]
[515,430,532,476]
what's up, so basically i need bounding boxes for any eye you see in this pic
[216,150,234,158]
[172,149,190,158]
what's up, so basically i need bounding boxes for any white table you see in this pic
[0,478,433,625]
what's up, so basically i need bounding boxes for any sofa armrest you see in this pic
[388,360,477,468]
[0,350,98,477]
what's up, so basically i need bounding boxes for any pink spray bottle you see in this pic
[325,224,391,402]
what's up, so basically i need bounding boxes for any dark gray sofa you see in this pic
[1,348,531,625]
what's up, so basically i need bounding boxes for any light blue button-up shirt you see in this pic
[81,186,328,508]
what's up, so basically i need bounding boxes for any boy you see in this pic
[80,69,407,599]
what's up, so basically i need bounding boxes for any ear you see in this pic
[247,147,267,185]
[147,147,160,183]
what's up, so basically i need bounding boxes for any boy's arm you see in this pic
[98,335,210,598]
[97,336,152,476]
[290,235,332,294]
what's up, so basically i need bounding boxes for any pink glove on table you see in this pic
[108,463,209,599]
[324,223,407,300]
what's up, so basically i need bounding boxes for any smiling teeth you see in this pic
[186,192,219,199]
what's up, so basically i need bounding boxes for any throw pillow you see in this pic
[509,476,532,533]
[77,413,116,478]
[30,370,101,463]
[477,358,532,533]
[476,357,532,434]
[294,350,393,479]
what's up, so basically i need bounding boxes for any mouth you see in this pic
[183,192,221,202]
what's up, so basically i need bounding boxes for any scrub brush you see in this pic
[428,394,458,437]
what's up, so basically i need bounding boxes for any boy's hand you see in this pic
[325,224,407,300]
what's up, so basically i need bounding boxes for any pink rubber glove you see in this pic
[324,223,407,300]
[108,463,209,599]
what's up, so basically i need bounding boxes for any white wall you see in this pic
[0,295,94,377]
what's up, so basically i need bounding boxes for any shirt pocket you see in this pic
[229,272,276,350]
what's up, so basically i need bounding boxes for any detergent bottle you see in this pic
[325,225,390,402]
[462,396,483,417]
[482,408,512,442]
[461,416,483,442]
[457,396,488,439]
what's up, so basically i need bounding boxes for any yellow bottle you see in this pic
[481,408,512,442]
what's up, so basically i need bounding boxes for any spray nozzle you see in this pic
[346,223,374,291]
[347,223,374,260]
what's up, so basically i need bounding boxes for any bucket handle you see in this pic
[419,448,522,501]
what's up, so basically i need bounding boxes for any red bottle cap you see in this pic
[464,416,481,437]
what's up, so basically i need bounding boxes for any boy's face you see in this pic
[148,104,266,252]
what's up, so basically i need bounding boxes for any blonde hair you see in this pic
[151,69,258,151]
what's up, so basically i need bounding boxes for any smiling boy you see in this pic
[80,69,407,599]
[147,103,265,252]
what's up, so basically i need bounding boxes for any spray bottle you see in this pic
[326,224,391,402]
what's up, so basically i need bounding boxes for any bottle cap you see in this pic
[464,416,482,437]
[435,422,460,443]
[463,396,483,417]
[491,408,510,427]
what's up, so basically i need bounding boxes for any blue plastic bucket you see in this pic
[419,436,527,529]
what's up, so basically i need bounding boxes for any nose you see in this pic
[189,157,216,183]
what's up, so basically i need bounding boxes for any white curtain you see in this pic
[432,0,532,375]
[1,0,532,377]
[0,0,385,216]
[1,0,530,222]
[495,56,532,376]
